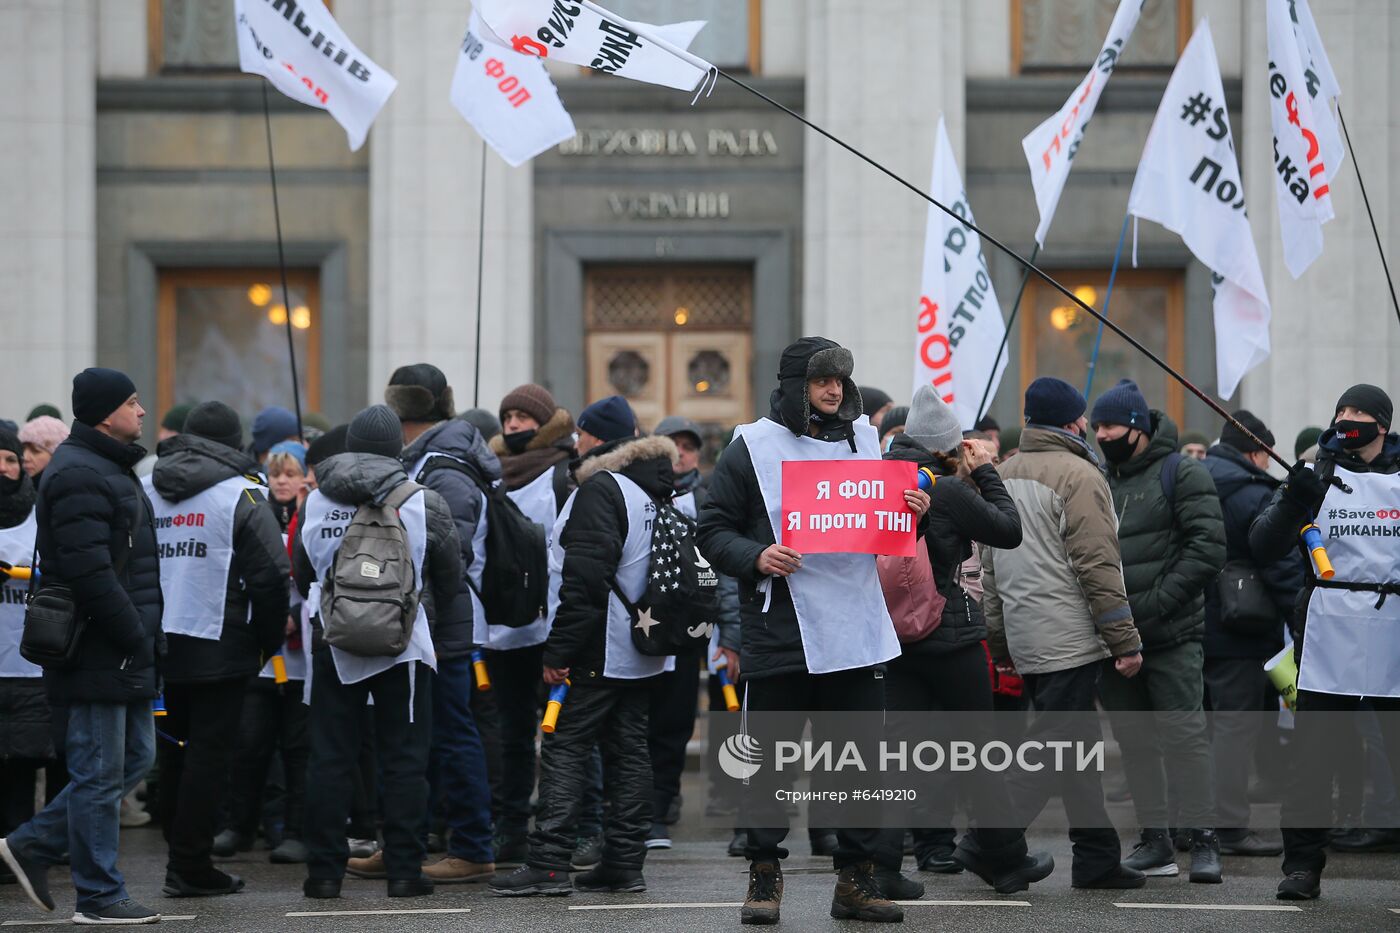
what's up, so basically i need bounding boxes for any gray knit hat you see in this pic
[346,404,404,458]
[904,385,964,454]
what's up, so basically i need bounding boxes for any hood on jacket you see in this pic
[1204,443,1277,500]
[488,407,576,459]
[1106,410,1177,479]
[152,434,260,503]
[314,452,410,507]
[885,433,941,470]
[1020,424,1101,466]
[768,337,864,441]
[402,419,502,484]
[574,435,677,499]
[1316,426,1400,471]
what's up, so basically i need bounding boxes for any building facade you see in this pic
[3,0,1397,456]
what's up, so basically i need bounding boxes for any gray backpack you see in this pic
[320,482,424,658]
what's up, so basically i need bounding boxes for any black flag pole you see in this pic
[473,139,488,408]
[260,82,306,442]
[1336,103,1400,330]
[975,243,1039,425]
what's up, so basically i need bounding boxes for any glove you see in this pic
[1282,460,1328,511]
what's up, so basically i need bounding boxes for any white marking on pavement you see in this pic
[567,902,743,910]
[1114,903,1304,912]
[900,900,1032,907]
[285,908,472,917]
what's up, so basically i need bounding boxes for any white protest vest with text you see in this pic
[409,452,490,647]
[143,476,256,642]
[734,417,901,675]
[301,486,436,685]
[1300,467,1400,698]
[0,510,39,678]
[490,467,556,650]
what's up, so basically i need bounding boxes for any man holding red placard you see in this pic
[698,337,929,925]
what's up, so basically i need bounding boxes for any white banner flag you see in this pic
[235,0,395,152]
[476,0,711,92]
[1128,20,1270,400]
[1292,0,1345,181]
[1022,0,1144,248]
[1266,0,1340,278]
[912,117,1006,429]
[452,11,576,167]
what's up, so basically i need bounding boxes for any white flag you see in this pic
[1128,20,1270,400]
[1022,0,1143,248]
[1291,0,1345,181]
[452,12,576,167]
[1266,0,1340,278]
[235,0,395,152]
[476,0,712,93]
[912,117,1006,429]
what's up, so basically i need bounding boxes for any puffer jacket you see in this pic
[149,434,290,684]
[545,435,677,681]
[884,434,1021,657]
[1104,411,1226,650]
[36,421,164,704]
[400,419,502,659]
[291,452,461,649]
[982,425,1140,675]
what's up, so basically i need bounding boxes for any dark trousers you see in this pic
[0,759,46,835]
[429,656,494,863]
[469,675,503,822]
[741,666,886,869]
[305,654,432,882]
[706,672,742,813]
[1282,690,1400,875]
[484,644,545,836]
[648,657,702,822]
[528,682,652,872]
[227,678,309,841]
[1005,661,1121,884]
[158,679,247,876]
[876,644,1028,870]
[1203,657,1269,835]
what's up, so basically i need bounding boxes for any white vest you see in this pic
[1300,466,1400,698]
[673,490,698,520]
[409,452,491,648]
[142,475,258,642]
[301,485,436,686]
[490,467,556,650]
[734,417,901,675]
[0,510,40,678]
[550,474,673,680]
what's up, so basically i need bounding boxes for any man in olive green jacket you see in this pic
[1091,379,1226,885]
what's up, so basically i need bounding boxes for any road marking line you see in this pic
[900,900,1032,907]
[285,908,472,917]
[567,902,743,910]
[1113,903,1304,912]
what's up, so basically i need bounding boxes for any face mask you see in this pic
[1099,431,1139,464]
[503,429,537,454]
[1335,419,1380,450]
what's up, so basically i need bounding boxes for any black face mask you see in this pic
[1099,430,1139,464]
[503,429,536,454]
[1335,419,1381,450]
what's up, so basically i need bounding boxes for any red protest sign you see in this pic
[781,460,918,557]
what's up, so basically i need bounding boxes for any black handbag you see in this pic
[1216,560,1277,637]
[20,535,131,669]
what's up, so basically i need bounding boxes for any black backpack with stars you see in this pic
[611,500,721,657]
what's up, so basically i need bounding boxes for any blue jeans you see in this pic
[7,701,155,912]
[429,656,494,862]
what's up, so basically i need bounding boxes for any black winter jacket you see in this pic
[884,436,1022,657]
[291,453,461,650]
[36,422,164,704]
[1202,444,1303,661]
[400,420,502,659]
[545,435,677,682]
[150,435,291,684]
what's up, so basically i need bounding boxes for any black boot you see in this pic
[488,865,573,897]
[1188,830,1222,884]
[574,865,646,893]
[953,840,1055,895]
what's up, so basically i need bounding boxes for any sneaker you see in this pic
[873,867,924,900]
[1188,830,1223,884]
[0,838,54,911]
[1073,864,1147,889]
[72,898,161,925]
[809,831,839,858]
[741,859,782,925]
[916,845,964,874]
[119,797,151,829]
[422,856,495,884]
[1276,869,1321,901]
[269,839,309,864]
[953,840,1055,895]
[346,850,387,879]
[347,837,379,859]
[574,865,646,893]
[1122,829,1178,877]
[162,868,245,898]
[727,831,749,858]
[645,822,672,850]
[494,832,528,865]
[211,829,252,858]
[1217,831,1283,857]
[1329,828,1400,852]
[570,835,603,871]
[489,865,573,897]
[830,861,903,923]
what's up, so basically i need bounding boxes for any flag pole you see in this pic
[1084,212,1132,399]
[1336,103,1400,330]
[975,243,1040,425]
[473,139,488,408]
[713,69,1292,470]
[260,83,305,443]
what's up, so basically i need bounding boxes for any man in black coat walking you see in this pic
[0,368,164,925]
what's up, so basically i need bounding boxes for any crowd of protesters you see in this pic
[0,343,1396,924]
